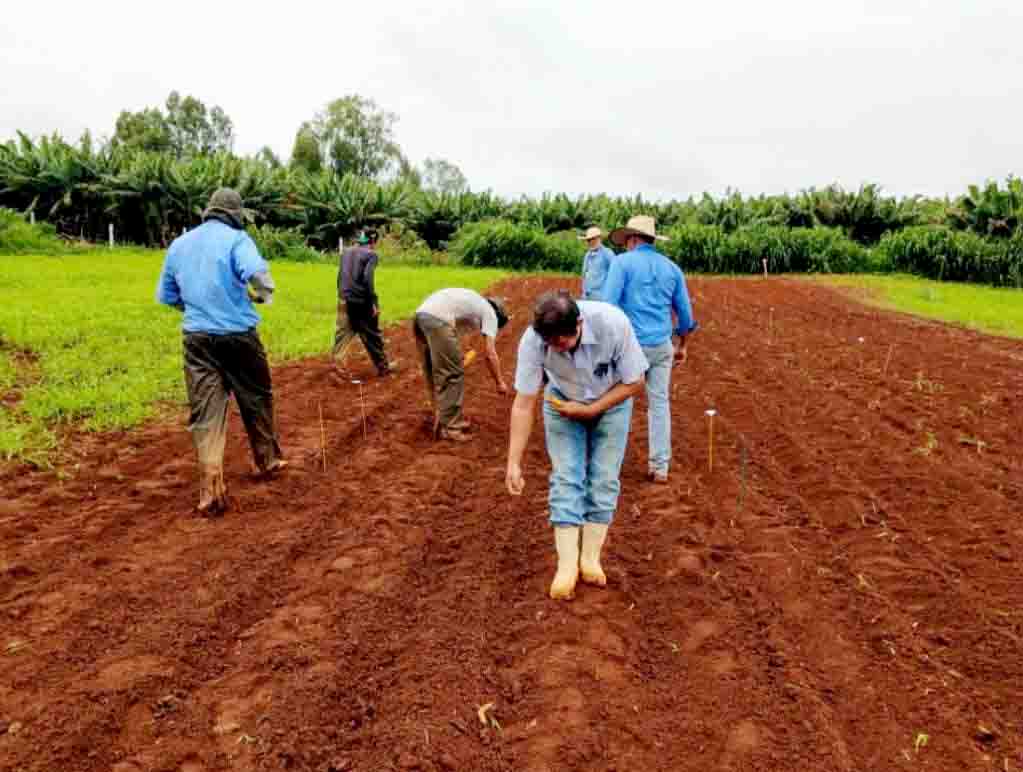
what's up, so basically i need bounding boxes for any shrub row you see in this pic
[247,224,326,263]
[661,224,873,274]
[449,220,585,271]
[0,208,65,254]
[876,227,1023,287]
[447,220,874,274]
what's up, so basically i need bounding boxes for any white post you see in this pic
[29,211,35,226]
[339,237,344,253]
[762,258,768,277]
[108,223,114,248]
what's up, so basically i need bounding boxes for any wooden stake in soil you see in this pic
[706,409,717,473]
[882,343,895,376]
[318,401,327,472]
[352,379,368,439]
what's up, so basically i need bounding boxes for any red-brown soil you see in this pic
[1,277,1022,772]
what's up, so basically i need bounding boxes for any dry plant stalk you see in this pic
[353,380,368,439]
[318,401,327,472]
[883,343,895,376]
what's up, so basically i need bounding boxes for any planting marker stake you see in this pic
[352,379,368,439]
[883,343,895,376]
[318,401,327,472]
[706,409,717,472]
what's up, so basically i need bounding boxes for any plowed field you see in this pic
[2,277,1021,772]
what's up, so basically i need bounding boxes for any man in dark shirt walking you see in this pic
[333,231,394,376]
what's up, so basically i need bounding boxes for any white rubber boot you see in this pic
[580,523,609,586]
[549,526,580,600]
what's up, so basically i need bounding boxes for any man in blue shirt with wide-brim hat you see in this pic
[156,188,287,515]
[603,215,696,484]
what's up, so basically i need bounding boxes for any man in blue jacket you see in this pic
[603,215,697,484]
[579,226,615,300]
[156,188,286,515]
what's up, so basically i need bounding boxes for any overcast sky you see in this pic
[3,0,1021,200]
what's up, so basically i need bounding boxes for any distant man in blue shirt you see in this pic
[604,215,697,484]
[579,226,615,300]
[506,291,648,600]
[156,188,286,515]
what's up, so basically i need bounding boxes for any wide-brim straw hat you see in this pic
[578,226,604,241]
[609,215,669,247]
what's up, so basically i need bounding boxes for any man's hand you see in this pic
[551,399,596,421]
[372,305,380,317]
[674,337,688,366]
[506,463,525,496]
[496,379,509,395]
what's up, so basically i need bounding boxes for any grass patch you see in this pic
[0,249,505,462]
[817,274,1023,339]
[0,350,17,392]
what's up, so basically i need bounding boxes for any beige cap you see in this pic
[578,226,604,241]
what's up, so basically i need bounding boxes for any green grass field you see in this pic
[819,274,1023,339]
[0,249,504,464]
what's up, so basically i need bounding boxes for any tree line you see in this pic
[2,91,1021,263]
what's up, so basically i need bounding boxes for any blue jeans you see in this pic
[642,341,675,475]
[543,394,633,527]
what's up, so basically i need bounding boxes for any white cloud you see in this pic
[2,0,1021,198]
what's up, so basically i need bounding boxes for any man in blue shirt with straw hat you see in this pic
[603,214,697,484]
[579,226,615,301]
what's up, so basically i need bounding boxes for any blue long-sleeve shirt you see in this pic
[602,243,696,347]
[582,244,615,300]
[156,219,270,334]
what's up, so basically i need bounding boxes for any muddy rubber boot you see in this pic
[197,463,228,515]
[580,523,609,586]
[549,526,581,600]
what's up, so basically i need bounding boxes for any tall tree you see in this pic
[164,91,234,156]
[422,157,468,194]
[311,95,402,179]
[255,145,282,169]
[112,107,172,153]
[112,92,234,157]
[394,154,422,188]
[289,123,323,174]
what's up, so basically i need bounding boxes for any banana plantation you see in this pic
[2,132,1023,284]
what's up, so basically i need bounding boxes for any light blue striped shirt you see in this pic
[514,301,648,403]
[582,245,615,300]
